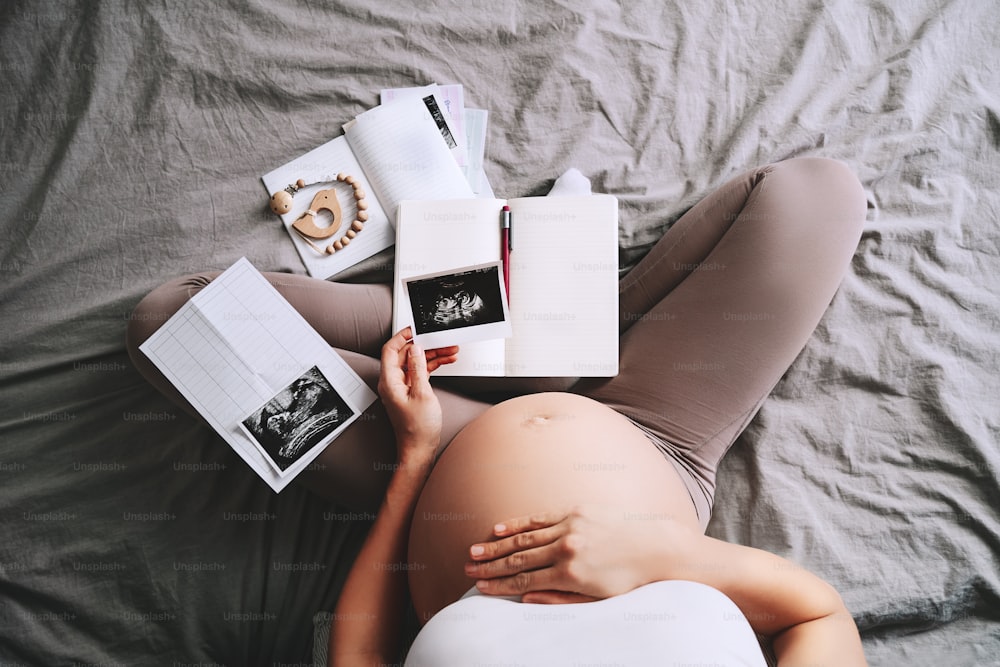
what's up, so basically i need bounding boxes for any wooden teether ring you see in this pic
[291,189,343,239]
[269,173,369,255]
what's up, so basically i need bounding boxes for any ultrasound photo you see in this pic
[240,366,353,474]
[403,262,512,348]
[407,264,507,329]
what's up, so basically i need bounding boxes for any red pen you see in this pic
[501,205,512,302]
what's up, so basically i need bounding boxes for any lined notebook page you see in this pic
[139,258,377,490]
[393,198,507,376]
[506,195,619,376]
[261,136,393,280]
[346,95,474,223]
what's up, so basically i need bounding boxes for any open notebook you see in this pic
[261,92,475,279]
[392,195,619,377]
[138,258,377,491]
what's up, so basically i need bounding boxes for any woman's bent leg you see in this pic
[125,271,491,510]
[575,158,867,528]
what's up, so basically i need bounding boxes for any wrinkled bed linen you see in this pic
[1,1,998,665]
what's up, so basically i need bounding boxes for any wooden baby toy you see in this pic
[268,173,368,254]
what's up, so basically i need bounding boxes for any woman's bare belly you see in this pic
[407,392,700,623]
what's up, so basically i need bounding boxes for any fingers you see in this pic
[382,329,459,373]
[473,565,561,597]
[464,512,566,585]
[471,566,599,600]
[404,342,460,386]
[406,342,429,389]
[468,523,563,563]
[381,330,459,384]
[382,327,413,356]
[424,345,459,372]
[378,328,412,391]
[465,536,562,581]
[492,510,567,538]
[425,345,460,359]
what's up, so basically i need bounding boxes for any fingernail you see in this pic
[470,545,484,556]
[475,580,488,591]
[494,523,506,533]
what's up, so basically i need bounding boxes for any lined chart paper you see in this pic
[139,258,377,491]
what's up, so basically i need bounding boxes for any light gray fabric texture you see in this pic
[1,2,998,665]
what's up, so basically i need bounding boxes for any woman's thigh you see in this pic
[574,158,866,525]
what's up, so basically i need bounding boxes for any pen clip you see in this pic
[502,205,512,251]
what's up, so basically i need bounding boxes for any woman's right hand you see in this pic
[464,504,703,603]
[377,327,458,464]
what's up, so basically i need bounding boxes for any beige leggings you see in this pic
[126,158,866,528]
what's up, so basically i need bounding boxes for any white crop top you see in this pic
[404,580,769,666]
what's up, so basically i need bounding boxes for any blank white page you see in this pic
[505,195,619,376]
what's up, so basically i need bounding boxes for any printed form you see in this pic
[139,258,377,491]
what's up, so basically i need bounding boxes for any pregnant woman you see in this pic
[127,158,868,666]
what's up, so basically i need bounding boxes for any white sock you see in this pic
[546,168,592,197]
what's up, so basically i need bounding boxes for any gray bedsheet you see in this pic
[2,1,998,665]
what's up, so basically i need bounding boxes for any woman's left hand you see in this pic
[463,505,700,604]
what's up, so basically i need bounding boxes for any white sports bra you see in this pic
[404,579,769,666]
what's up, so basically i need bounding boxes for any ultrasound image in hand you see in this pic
[407,265,506,335]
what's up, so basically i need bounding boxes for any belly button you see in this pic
[524,414,551,426]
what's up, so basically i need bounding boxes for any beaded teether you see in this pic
[269,174,369,255]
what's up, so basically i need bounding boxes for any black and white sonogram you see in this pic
[240,366,354,474]
[403,262,512,347]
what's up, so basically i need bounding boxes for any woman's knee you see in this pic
[776,157,867,228]
[125,273,219,353]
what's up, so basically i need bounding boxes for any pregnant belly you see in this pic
[407,392,699,622]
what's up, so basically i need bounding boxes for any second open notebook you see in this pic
[392,195,619,377]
